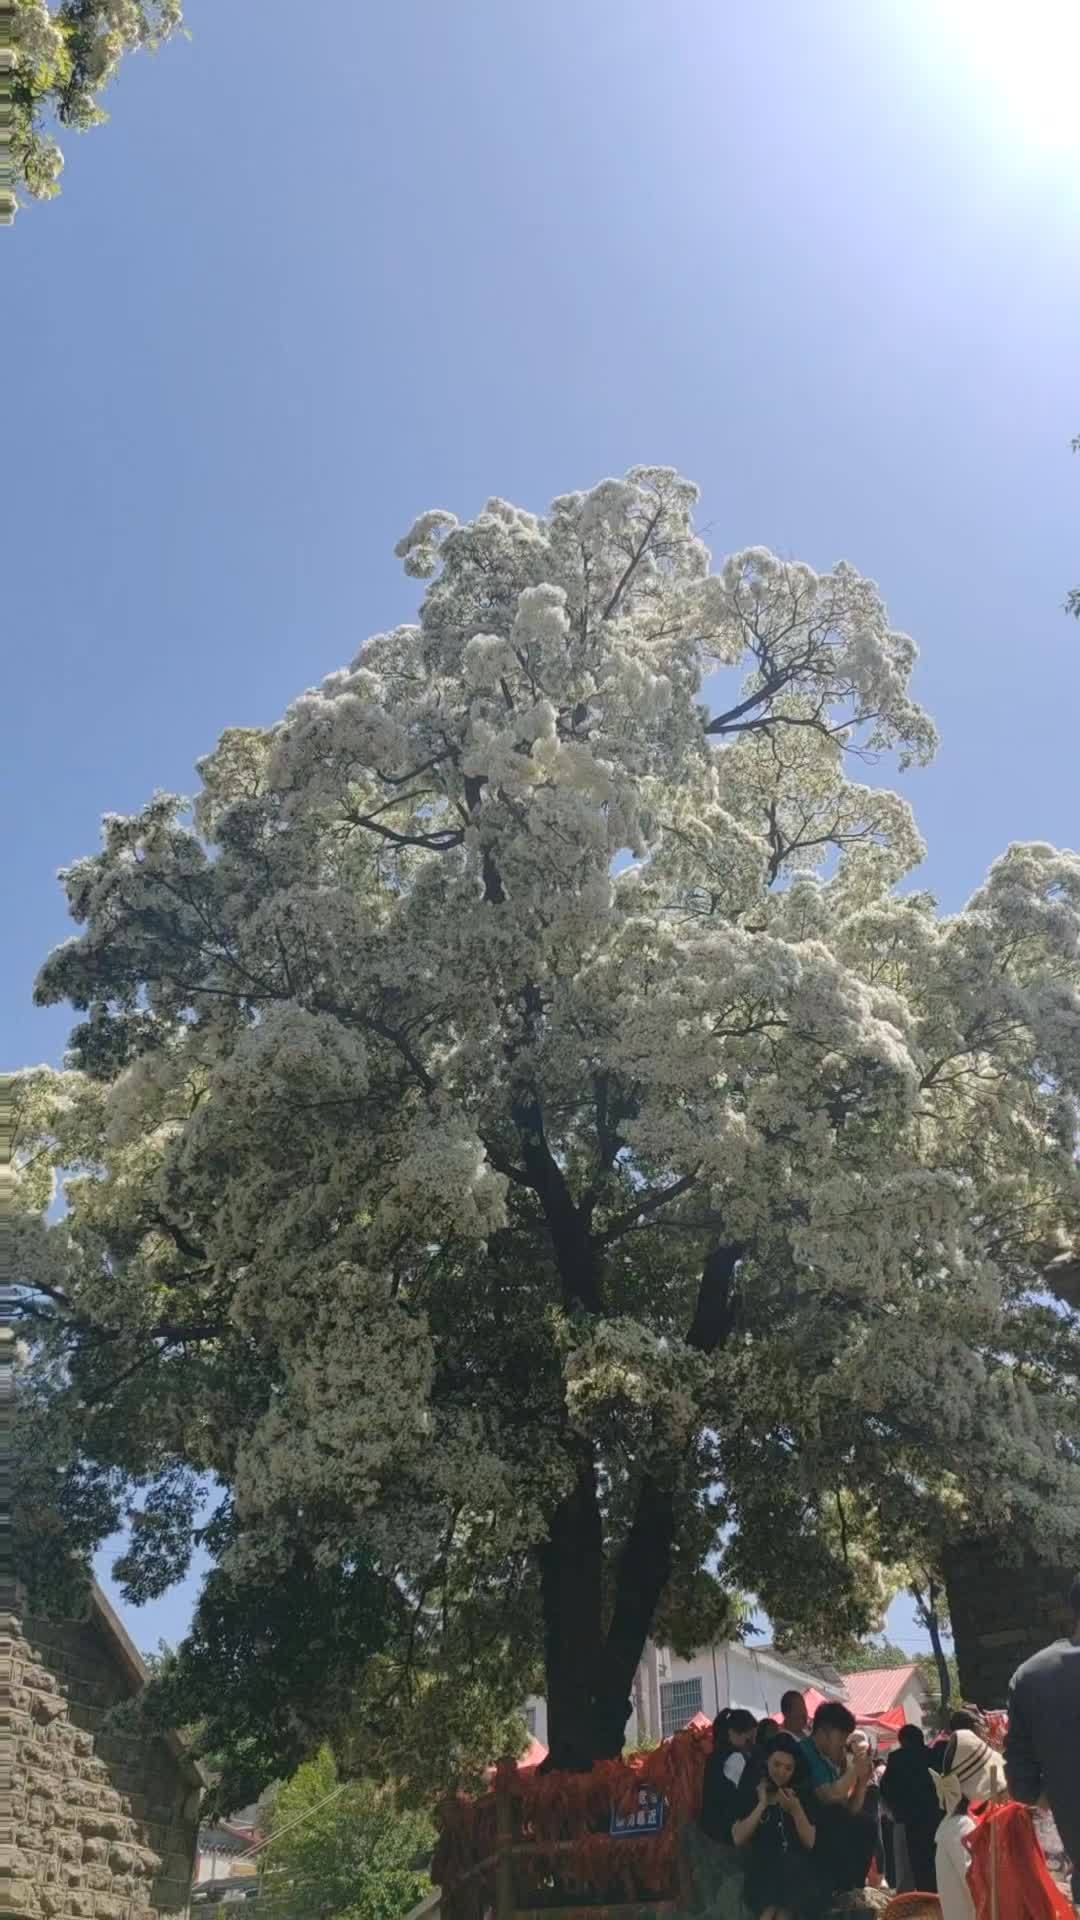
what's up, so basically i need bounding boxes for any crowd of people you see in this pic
[698,1691,881,1918]
[695,1693,1023,1920]
[687,1572,1080,1918]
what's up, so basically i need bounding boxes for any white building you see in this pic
[524,1639,841,1750]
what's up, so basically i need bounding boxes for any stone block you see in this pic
[31,1701,67,1729]
[0,1621,197,1920]
[0,1878,40,1914]
[22,1671,59,1698]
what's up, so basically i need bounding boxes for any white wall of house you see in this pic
[652,1643,835,1736]
[523,1642,834,1752]
[523,1695,547,1747]
[897,1683,926,1728]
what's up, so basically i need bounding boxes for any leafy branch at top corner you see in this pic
[10,1,185,206]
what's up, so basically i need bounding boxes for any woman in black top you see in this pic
[732,1733,827,1920]
[692,1708,758,1920]
[700,1708,758,1841]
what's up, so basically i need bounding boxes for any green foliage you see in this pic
[11,0,184,204]
[20,469,1080,1775]
[734,1488,903,1660]
[836,1639,912,1672]
[259,1749,433,1920]
[916,1651,961,1712]
[134,1538,392,1817]
[650,1566,747,1662]
[139,1639,176,1677]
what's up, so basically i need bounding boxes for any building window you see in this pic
[660,1677,703,1739]
[525,1706,537,1736]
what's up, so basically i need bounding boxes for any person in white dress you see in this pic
[933,1730,1006,1920]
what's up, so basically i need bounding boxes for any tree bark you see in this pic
[536,1447,610,1772]
[539,1460,679,1770]
[538,1243,743,1771]
[914,1581,951,1717]
[943,1538,1073,1707]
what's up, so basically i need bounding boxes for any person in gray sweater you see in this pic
[1005,1572,1080,1903]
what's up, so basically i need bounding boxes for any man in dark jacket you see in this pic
[881,1724,941,1892]
[1005,1572,1080,1904]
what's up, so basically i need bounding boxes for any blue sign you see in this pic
[610,1788,665,1836]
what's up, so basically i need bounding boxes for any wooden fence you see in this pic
[435,1759,689,1920]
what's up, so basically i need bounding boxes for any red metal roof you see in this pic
[843,1667,922,1719]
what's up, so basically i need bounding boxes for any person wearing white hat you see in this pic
[932,1730,1006,1920]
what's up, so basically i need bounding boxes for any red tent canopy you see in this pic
[859,1708,906,1731]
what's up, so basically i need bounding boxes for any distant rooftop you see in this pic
[843,1667,926,1719]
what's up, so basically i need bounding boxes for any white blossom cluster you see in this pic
[23,466,1080,1656]
[11,0,183,201]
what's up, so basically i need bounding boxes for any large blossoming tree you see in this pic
[18,467,1080,1778]
[10,0,183,204]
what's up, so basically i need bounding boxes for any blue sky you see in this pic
[6,0,1080,1658]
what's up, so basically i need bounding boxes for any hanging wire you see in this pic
[228,1782,351,1865]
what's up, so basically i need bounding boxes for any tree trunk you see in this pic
[538,1469,681,1770]
[943,1537,1073,1707]
[602,1469,679,1731]
[538,1455,679,1771]
[920,1582,952,1717]
[537,1447,610,1772]
[536,1242,742,1771]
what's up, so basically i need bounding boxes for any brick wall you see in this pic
[943,1539,1073,1707]
[0,1606,197,1920]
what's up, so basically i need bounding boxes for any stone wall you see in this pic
[943,1538,1073,1707]
[0,1604,198,1920]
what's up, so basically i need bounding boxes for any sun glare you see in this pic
[937,0,1080,153]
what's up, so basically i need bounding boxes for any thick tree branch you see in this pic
[595,1171,700,1249]
[686,1241,744,1353]
[512,1092,603,1314]
[150,1212,207,1263]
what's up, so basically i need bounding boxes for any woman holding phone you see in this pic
[732,1732,825,1920]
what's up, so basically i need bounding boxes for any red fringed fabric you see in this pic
[433,1728,711,1920]
[981,1713,1007,1753]
[965,1802,1074,1920]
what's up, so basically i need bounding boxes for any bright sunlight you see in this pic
[938,0,1080,152]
